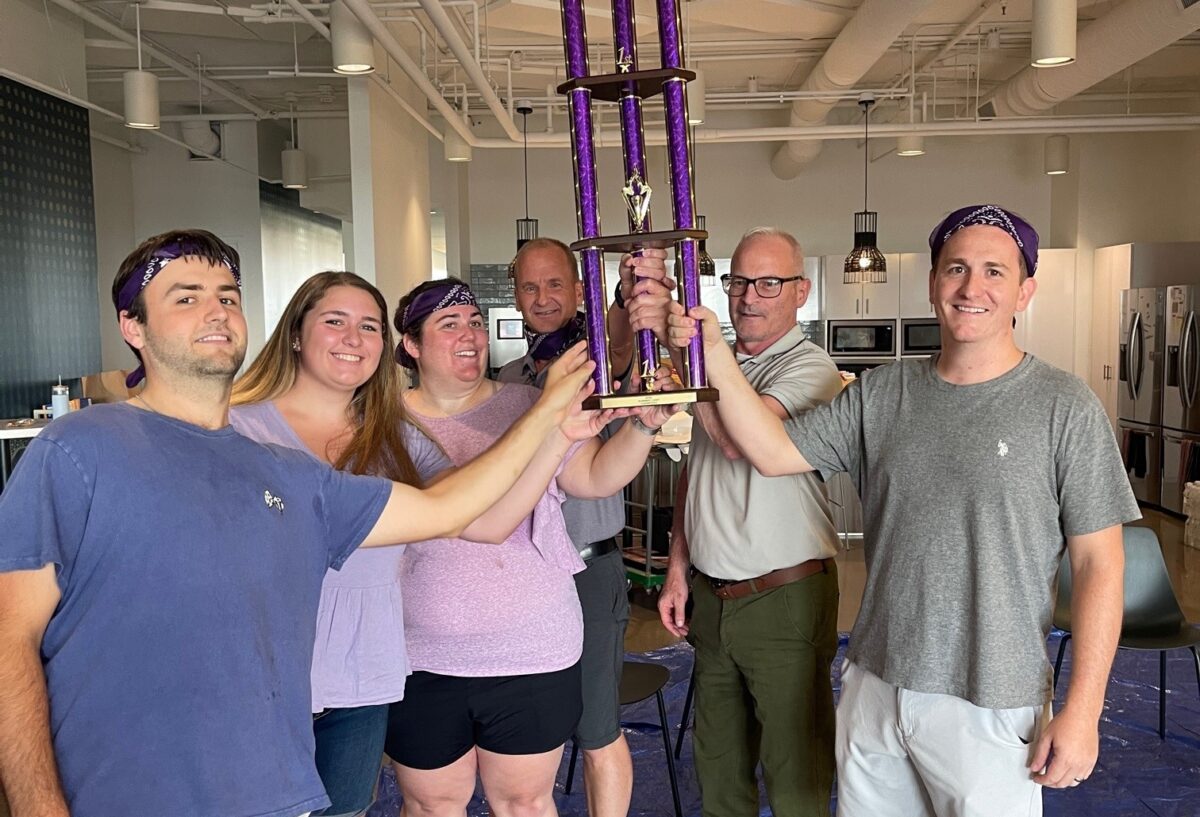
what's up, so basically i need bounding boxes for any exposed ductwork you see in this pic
[769,0,936,180]
[180,120,221,156]
[982,0,1200,118]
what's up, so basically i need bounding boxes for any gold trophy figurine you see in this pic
[620,171,657,389]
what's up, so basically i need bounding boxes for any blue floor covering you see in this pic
[368,632,1200,817]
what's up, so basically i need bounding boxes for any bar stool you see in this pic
[564,660,683,817]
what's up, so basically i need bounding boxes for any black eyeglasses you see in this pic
[720,274,803,298]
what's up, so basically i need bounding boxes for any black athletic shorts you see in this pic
[384,662,583,770]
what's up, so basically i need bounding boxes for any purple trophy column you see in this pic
[611,0,659,386]
[655,0,705,386]
[561,0,611,396]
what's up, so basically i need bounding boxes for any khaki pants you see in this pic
[687,566,839,817]
[836,661,1044,817]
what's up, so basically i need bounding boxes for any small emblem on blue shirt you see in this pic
[997,439,1009,458]
[264,490,285,514]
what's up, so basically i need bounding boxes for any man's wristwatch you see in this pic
[631,416,661,437]
[613,281,627,310]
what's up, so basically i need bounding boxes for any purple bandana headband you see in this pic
[928,204,1039,277]
[395,282,478,369]
[118,241,242,387]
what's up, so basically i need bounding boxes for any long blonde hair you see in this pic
[232,271,422,486]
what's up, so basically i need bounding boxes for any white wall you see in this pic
[466,133,1053,264]
[0,0,88,97]
[129,121,268,355]
[91,136,138,371]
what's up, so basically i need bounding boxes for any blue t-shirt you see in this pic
[0,403,392,817]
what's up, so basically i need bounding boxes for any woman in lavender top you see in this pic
[385,278,676,817]
[228,273,588,817]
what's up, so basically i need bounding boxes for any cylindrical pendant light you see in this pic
[444,129,472,162]
[123,4,159,129]
[1044,135,1070,175]
[123,70,160,129]
[687,69,706,125]
[282,146,307,188]
[897,134,925,157]
[1032,0,1076,67]
[331,0,375,75]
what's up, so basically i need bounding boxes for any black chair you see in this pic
[1052,525,1200,739]
[564,660,683,817]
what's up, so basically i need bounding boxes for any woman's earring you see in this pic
[292,339,301,352]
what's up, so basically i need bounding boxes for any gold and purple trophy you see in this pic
[558,0,717,409]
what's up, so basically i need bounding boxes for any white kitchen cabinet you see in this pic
[898,253,934,318]
[1013,248,1079,377]
[822,254,900,319]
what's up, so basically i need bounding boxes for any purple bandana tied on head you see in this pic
[525,312,588,362]
[395,282,479,369]
[928,204,1040,277]
[118,241,242,388]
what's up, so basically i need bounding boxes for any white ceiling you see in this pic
[74,0,1200,137]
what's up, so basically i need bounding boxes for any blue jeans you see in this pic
[311,704,389,817]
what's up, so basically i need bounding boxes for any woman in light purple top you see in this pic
[228,273,583,817]
[385,278,677,817]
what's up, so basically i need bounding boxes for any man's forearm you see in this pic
[1063,544,1124,721]
[0,638,69,817]
[704,344,811,476]
[693,403,742,460]
[607,304,634,376]
[668,466,691,576]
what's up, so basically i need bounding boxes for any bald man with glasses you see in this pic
[657,227,843,817]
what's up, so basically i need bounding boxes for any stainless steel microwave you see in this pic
[827,320,897,358]
[901,318,942,357]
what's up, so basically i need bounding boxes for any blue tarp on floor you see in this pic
[368,632,1200,817]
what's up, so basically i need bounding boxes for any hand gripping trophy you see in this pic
[558,0,718,409]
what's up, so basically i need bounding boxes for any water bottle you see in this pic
[51,378,70,419]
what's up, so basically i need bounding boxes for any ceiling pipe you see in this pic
[415,0,521,141]
[770,0,936,180]
[983,0,1200,117]
[279,0,444,140]
[335,0,476,143]
[0,66,272,182]
[889,0,1006,93]
[50,0,269,118]
[473,113,1200,148]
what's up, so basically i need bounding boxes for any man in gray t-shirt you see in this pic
[498,237,672,817]
[665,205,1138,817]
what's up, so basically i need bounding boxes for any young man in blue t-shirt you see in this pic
[0,229,594,817]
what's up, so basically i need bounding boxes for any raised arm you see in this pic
[667,303,814,477]
[1029,524,1124,788]
[0,565,70,817]
[556,367,679,499]
[362,344,594,546]
[658,465,692,637]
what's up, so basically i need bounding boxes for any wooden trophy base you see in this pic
[582,387,718,410]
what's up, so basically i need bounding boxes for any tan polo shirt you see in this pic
[685,324,843,580]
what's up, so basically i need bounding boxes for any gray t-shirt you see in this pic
[686,325,843,579]
[498,354,625,548]
[787,355,1140,708]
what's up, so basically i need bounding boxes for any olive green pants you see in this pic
[687,565,839,817]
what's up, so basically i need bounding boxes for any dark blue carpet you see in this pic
[368,632,1200,817]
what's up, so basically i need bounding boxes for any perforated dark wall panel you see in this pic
[0,77,101,418]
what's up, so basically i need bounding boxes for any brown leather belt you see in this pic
[706,558,833,601]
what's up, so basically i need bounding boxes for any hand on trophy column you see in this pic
[618,248,675,346]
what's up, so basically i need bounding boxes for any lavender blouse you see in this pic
[229,401,451,711]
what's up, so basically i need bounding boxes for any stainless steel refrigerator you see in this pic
[1118,287,1164,506]
[1161,285,1200,512]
